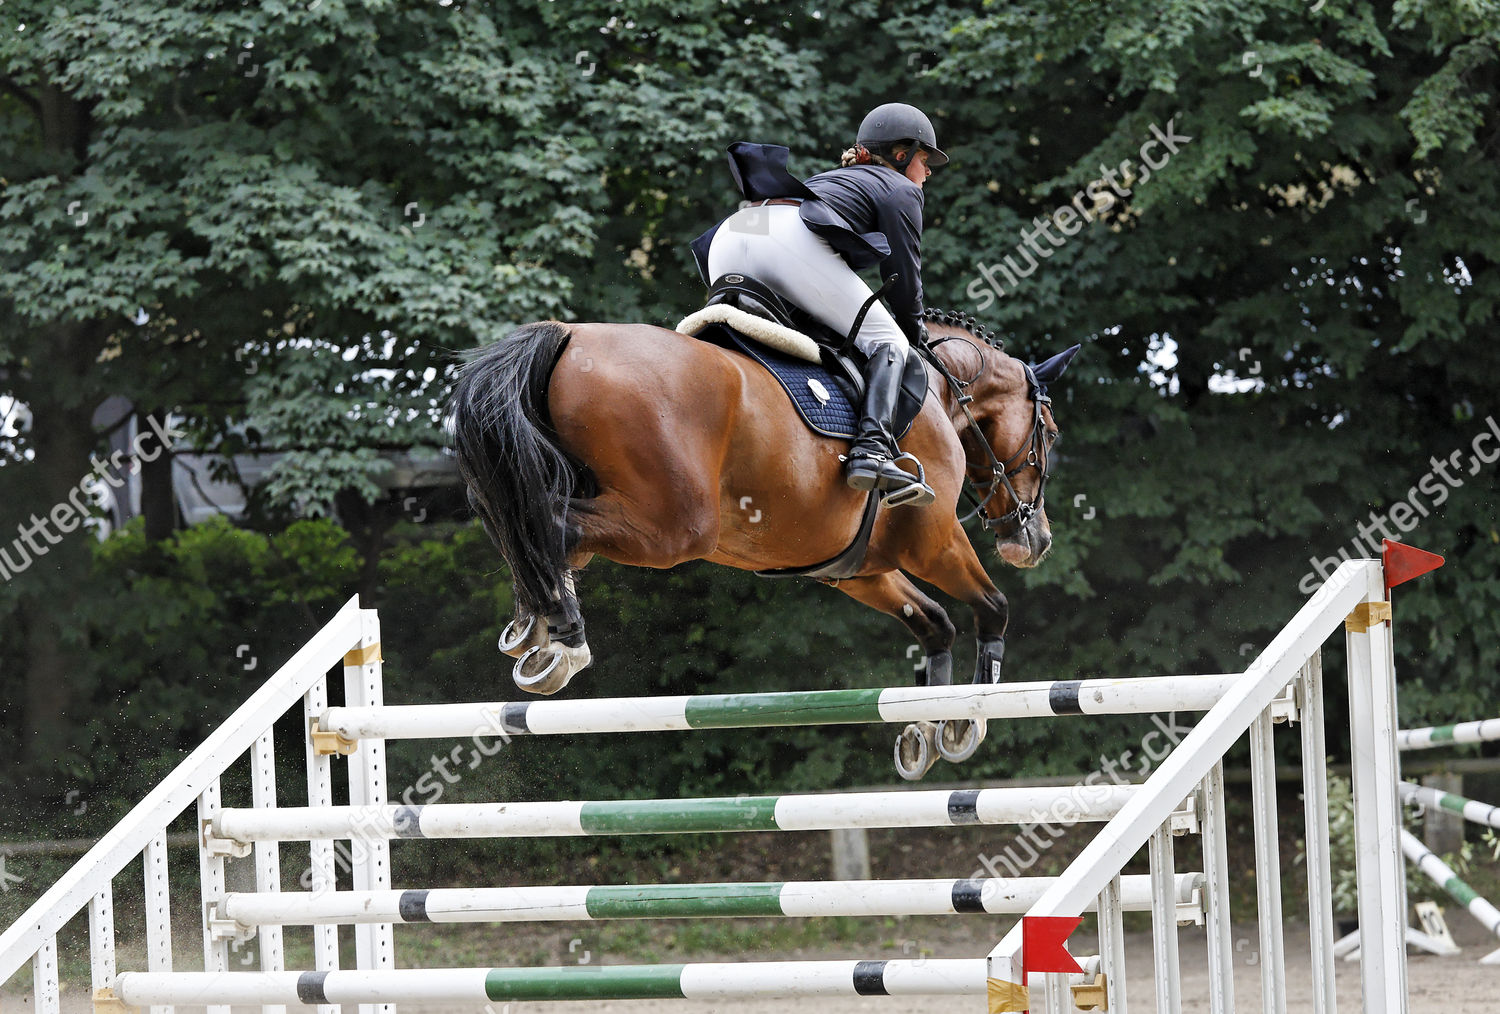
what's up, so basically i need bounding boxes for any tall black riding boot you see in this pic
[845,346,935,507]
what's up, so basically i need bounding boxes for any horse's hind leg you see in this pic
[511,568,593,695]
[466,483,552,662]
[498,501,595,694]
[498,612,548,658]
[829,571,956,781]
[566,489,719,568]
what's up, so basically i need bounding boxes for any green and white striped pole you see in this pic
[213,784,1140,843]
[219,873,1202,927]
[1399,828,1500,964]
[318,673,1235,744]
[116,960,998,1004]
[1396,717,1500,752]
[1399,781,1500,830]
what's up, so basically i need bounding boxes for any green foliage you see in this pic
[0,516,354,820]
[922,0,1500,744]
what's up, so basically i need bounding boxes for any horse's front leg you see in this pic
[828,570,956,781]
[903,522,1014,765]
[906,520,1010,683]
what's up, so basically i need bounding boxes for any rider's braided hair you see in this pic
[924,307,1004,350]
[839,142,910,171]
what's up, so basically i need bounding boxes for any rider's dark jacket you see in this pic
[689,142,926,342]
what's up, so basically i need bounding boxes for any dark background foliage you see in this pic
[1,0,1495,852]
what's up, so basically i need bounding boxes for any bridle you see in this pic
[920,330,1053,534]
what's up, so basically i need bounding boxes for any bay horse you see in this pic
[449,312,1077,779]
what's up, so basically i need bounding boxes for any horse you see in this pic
[449,311,1077,779]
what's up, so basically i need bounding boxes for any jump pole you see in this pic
[315,672,1238,746]
[1397,717,1500,752]
[114,959,1100,1005]
[219,873,1202,927]
[209,784,1142,843]
[1399,828,1500,965]
[1399,781,1500,831]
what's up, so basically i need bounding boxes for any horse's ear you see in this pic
[1031,344,1081,385]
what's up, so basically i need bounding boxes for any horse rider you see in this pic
[690,102,947,507]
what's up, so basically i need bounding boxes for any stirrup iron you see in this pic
[879,452,935,508]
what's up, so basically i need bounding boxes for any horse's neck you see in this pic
[926,336,996,425]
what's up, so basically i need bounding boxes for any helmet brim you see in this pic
[921,144,949,167]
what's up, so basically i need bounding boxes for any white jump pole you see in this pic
[317,673,1239,744]
[211,784,1142,843]
[220,873,1202,927]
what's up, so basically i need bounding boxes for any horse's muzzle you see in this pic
[995,518,1052,569]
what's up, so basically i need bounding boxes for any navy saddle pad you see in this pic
[697,322,918,441]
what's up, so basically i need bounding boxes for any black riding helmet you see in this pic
[857,102,949,169]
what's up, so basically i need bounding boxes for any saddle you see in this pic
[676,274,928,441]
[675,274,931,581]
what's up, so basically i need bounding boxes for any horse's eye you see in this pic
[1047,430,1061,448]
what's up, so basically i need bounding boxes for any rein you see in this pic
[918,314,1052,533]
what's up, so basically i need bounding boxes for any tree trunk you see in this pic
[334,488,393,603]
[141,408,179,542]
[10,388,99,781]
[1,56,102,786]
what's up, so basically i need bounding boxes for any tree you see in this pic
[0,0,885,772]
[921,0,1499,740]
[0,2,597,765]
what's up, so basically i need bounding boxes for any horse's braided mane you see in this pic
[922,307,1004,351]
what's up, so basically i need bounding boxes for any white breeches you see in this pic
[705,203,910,359]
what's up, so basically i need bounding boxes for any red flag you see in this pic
[1382,539,1444,590]
[1022,915,1084,975]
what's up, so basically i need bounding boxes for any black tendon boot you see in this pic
[845,346,935,507]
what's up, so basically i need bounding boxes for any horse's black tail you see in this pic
[449,321,577,618]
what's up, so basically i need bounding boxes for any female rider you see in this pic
[689,102,947,507]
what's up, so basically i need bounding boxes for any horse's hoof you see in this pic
[513,641,592,695]
[935,718,987,764]
[499,616,545,658]
[894,722,938,781]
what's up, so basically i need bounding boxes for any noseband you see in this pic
[973,363,1052,531]
[922,334,1052,533]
